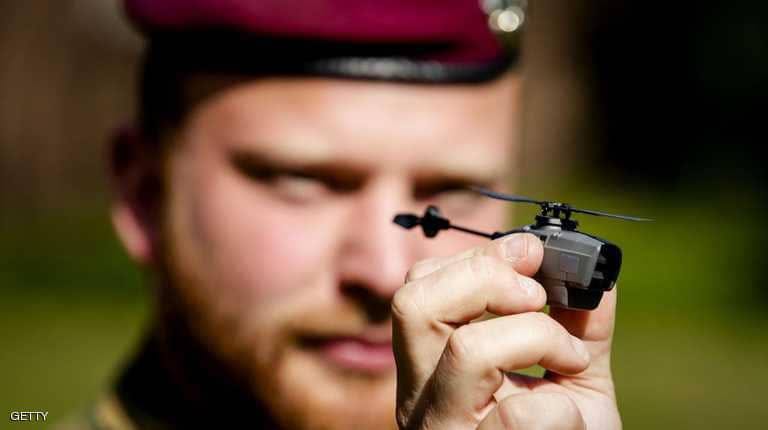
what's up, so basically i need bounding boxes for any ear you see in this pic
[108,126,164,267]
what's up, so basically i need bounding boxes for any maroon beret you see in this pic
[125,0,526,83]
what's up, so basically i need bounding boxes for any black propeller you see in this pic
[468,186,546,205]
[468,186,653,222]
[392,214,420,229]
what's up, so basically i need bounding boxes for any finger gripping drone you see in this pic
[393,187,652,311]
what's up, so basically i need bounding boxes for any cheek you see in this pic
[173,155,341,300]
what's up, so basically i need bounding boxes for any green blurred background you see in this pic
[1,1,766,428]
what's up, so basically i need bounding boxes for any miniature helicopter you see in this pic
[393,187,652,310]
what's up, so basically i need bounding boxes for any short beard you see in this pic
[145,210,397,429]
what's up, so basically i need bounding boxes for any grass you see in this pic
[0,294,147,422]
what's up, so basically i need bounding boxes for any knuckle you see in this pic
[465,255,502,282]
[445,325,481,369]
[496,397,531,429]
[525,312,558,337]
[497,393,582,430]
[552,392,580,417]
[391,284,421,321]
[405,257,438,283]
[444,326,503,389]
[546,393,584,429]
[403,268,418,284]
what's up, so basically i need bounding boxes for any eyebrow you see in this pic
[420,160,505,182]
[413,169,500,188]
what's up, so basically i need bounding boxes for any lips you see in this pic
[319,337,395,372]
[305,333,395,373]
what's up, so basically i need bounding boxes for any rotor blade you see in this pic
[468,186,545,205]
[568,207,654,222]
[393,214,421,229]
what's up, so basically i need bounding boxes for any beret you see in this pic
[125,0,526,83]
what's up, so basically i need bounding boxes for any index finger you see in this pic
[405,233,544,283]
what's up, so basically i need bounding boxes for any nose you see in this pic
[336,177,414,301]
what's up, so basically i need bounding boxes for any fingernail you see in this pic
[570,335,591,362]
[501,234,528,262]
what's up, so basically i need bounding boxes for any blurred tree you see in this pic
[589,0,768,192]
[0,0,141,216]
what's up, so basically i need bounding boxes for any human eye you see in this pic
[413,179,485,214]
[269,170,333,203]
[231,153,361,204]
[237,163,331,203]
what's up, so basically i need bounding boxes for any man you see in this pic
[65,0,621,428]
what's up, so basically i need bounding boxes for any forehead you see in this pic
[182,74,520,176]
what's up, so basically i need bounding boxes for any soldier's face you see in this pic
[150,76,519,428]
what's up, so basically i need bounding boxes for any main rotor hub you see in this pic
[540,202,574,220]
[534,214,578,231]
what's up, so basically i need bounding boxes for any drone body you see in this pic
[394,188,650,311]
[512,215,620,310]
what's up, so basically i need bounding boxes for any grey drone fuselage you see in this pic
[513,215,620,310]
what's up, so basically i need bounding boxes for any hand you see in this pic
[392,233,621,429]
